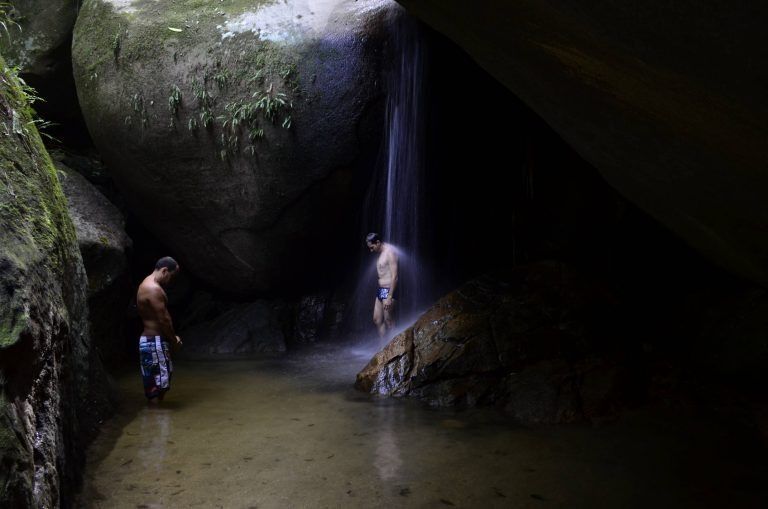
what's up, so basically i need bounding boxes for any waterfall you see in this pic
[381,10,428,314]
[349,10,432,341]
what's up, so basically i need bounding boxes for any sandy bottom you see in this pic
[78,343,768,508]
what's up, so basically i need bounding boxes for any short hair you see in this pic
[155,256,179,272]
[365,232,381,244]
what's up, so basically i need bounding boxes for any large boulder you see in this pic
[0,59,108,506]
[393,1,768,288]
[55,159,132,296]
[55,157,133,366]
[356,262,631,424]
[72,0,398,295]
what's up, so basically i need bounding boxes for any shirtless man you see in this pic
[136,256,182,402]
[366,233,399,338]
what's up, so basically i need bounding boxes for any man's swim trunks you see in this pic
[377,287,392,301]
[139,335,172,399]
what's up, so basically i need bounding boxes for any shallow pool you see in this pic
[78,343,768,508]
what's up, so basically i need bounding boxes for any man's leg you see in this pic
[373,298,386,338]
[383,299,396,334]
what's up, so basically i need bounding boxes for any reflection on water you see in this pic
[78,344,768,508]
[373,406,402,482]
[136,410,171,473]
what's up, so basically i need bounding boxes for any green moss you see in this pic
[0,311,27,349]
[75,0,305,160]
[74,1,122,77]
[0,55,79,348]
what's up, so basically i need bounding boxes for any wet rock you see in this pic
[294,294,329,344]
[323,298,347,339]
[181,301,288,356]
[394,0,768,287]
[72,0,399,295]
[0,59,110,506]
[356,261,628,424]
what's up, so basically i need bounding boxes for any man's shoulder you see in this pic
[138,280,163,297]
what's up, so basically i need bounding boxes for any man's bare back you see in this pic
[137,274,178,341]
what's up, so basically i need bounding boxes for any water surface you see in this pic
[79,344,768,508]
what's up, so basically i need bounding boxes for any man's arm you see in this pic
[148,287,179,343]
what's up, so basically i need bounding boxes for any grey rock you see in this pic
[72,0,399,295]
[294,294,328,344]
[0,0,77,80]
[0,0,84,127]
[54,158,132,296]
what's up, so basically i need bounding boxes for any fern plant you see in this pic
[0,3,20,42]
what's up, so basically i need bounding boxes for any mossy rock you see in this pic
[0,56,106,506]
[73,0,397,295]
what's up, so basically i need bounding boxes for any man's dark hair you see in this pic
[155,256,179,272]
[365,232,381,244]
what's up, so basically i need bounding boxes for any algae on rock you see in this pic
[0,57,110,507]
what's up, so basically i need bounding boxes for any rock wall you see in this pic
[0,58,108,506]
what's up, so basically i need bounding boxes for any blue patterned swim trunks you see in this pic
[377,287,391,301]
[139,335,173,399]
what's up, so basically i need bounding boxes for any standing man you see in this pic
[366,233,399,339]
[136,256,182,403]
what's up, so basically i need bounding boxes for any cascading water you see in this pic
[349,9,432,341]
[382,10,428,313]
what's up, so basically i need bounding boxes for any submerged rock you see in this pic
[394,0,768,287]
[72,0,398,295]
[0,59,109,506]
[356,262,629,424]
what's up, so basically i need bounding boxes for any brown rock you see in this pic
[356,261,628,424]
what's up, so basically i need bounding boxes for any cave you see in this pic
[1,1,767,507]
